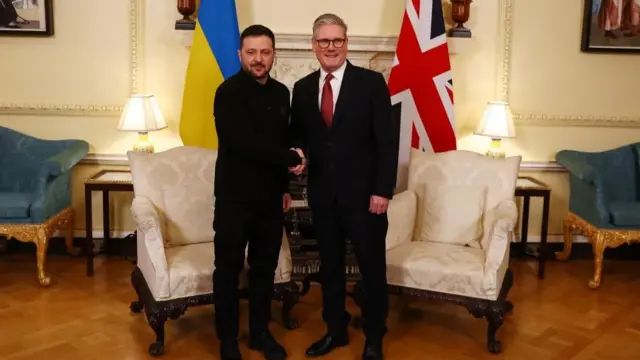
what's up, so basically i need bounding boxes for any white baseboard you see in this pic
[54,229,135,239]
[512,234,589,244]
[54,230,588,245]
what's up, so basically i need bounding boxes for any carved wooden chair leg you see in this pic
[589,232,606,289]
[484,269,514,353]
[300,272,321,296]
[129,270,145,313]
[62,208,81,256]
[395,294,412,322]
[145,306,167,357]
[501,269,514,314]
[130,300,144,313]
[35,227,51,287]
[485,303,505,354]
[274,281,300,329]
[348,280,365,328]
[555,216,574,260]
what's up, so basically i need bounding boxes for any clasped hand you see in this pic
[288,148,306,175]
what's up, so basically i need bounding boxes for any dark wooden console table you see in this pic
[84,169,134,276]
[515,176,551,279]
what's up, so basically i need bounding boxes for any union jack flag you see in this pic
[388,0,456,190]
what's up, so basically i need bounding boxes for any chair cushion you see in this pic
[161,184,215,248]
[162,238,292,300]
[386,241,490,299]
[609,202,640,227]
[416,183,485,248]
[0,192,31,219]
[164,242,215,299]
[407,150,521,251]
[127,147,218,248]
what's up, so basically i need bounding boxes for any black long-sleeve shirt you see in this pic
[213,69,301,202]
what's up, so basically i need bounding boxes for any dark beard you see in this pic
[242,64,269,80]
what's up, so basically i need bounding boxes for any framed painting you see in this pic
[581,0,640,53]
[0,0,53,36]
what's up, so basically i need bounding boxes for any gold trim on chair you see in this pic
[555,212,640,289]
[0,207,78,287]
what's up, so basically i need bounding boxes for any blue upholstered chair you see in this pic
[0,126,89,286]
[555,143,640,288]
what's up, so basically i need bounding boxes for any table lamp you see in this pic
[117,94,167,153]
[474,101,516,158]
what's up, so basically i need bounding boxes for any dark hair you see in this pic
[240,24,276,49]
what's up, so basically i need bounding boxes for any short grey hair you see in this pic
[312,13,348,38]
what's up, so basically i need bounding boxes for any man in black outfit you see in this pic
[212,25,304,360]
[289,13,399,360]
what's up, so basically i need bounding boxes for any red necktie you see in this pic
[320,73,334,127]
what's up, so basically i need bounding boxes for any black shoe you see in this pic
[220,339,242,360]
[249,331,287,360]
[362,339,383,360]
[305,333,349,357]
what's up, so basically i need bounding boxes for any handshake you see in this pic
[288,148,306,175]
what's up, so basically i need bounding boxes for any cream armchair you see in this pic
[126,146,299,357]
[354,150,521,354]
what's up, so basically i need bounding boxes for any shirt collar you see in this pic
[320,60,347,83]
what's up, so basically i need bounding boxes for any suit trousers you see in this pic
[313,200,389,340]
[212,195,283,340]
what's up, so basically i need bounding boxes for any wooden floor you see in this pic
[1,254,640,360]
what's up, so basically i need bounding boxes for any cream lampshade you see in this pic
[117,94,167,153]
[474,101,516,158]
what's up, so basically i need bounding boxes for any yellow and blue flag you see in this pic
[179,0,240,149]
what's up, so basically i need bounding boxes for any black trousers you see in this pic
[212,195,283,340]
[313,200,389,340]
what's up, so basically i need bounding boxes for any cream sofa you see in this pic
[126,146,299,356]
[352,149,521,354]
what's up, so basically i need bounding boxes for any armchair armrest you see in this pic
[555,150,609,226]
[385,190,417,251]
[131,196,171,299]
[41,141,90,177]
[30,141,90,222]
[482,200,517,297]
[556,150,598,184]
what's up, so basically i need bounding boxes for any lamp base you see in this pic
[485,138,506,159]
[132,132,155,153]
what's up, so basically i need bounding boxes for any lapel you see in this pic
[330,60,355,131]
[308,70,326,130]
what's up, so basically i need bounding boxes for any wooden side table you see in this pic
[515,176,551,279]
[84,169,133,276]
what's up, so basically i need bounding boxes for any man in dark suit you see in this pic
[212,24,304,360]
[288,13,399,360]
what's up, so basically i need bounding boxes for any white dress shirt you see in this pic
[318,61,347,112]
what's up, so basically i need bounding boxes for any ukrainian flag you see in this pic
[179,0,240,149]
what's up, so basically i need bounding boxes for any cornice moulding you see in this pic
[0,0,143,117]
[174,30,474,54]
[80,153,565,172]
